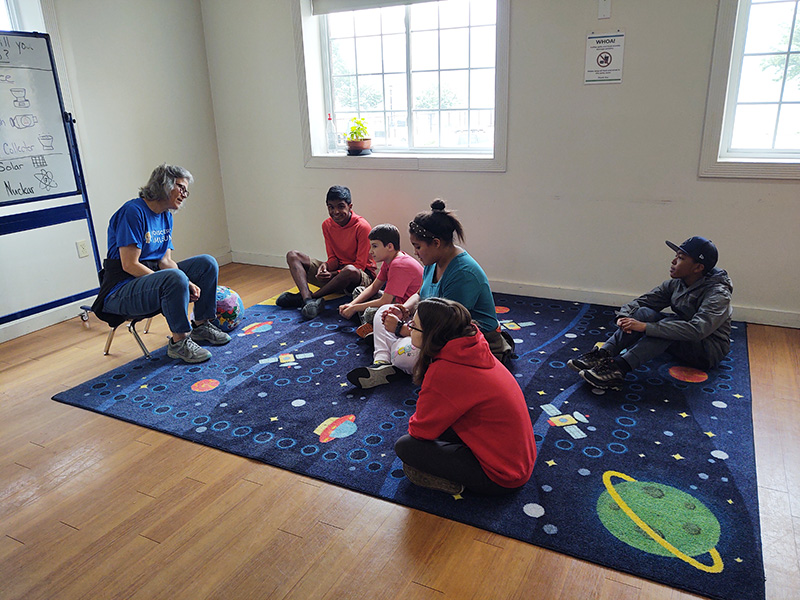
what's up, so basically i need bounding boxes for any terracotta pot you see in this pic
[346,138,372,155]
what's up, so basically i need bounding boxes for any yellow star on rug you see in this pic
[727,499,734,504]
[733,393,744,399]
[340,382,348,387]
[678,412,689,418]
[537,390,547,396]
[140,384,148,389]
[704,431,715,437]
[453,493,464,500]
[672,453,684,460]
[270,416,278,422]
[735,557,743,563]
[546,459,557,467]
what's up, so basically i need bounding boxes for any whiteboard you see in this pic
[0,31,79,206]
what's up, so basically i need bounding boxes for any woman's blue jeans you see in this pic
[103,254,218,334]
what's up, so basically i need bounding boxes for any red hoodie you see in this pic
[408,330,537,488]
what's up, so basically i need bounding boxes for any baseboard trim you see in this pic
[230,252,287,269]
[214,255,800,330]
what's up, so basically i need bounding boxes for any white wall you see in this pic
[0,0,230,342]
[3,0,798,344]
[202,0,800,328]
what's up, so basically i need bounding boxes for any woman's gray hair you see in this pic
[139,164,194,202]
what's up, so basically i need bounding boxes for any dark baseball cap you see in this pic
[666,237,718,272]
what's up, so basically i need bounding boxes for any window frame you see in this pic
[700,0,800,178]
[292,0,509,172]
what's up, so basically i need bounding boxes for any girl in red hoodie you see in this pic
[394,298,537,495]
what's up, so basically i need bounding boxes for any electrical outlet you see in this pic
[76,239,89,258]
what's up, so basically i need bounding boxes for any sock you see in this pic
[613,356,632,373]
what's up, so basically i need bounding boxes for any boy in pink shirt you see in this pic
[339,224,423,337]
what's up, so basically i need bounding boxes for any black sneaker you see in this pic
[568,347,611,372]
[402,464,464,495]
[347,363,404,389]
[300,297,325,320]
[580,358,625,390]
[276,291,303,308]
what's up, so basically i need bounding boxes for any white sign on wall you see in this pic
[585,31,625,85]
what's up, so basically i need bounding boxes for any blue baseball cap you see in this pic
[666,237,718,272]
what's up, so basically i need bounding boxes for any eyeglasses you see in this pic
[175,183,190,197]
[407,324,423,333]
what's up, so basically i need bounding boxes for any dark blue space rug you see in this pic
[53,293,764,600]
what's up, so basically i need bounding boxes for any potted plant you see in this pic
[345,117,372,155]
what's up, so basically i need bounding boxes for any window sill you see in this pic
[304,151,506,173]
[699,156,800,180]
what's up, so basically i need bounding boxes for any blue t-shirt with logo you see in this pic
[106,197,173,295]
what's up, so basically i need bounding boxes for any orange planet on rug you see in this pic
[191,379,220,392]
[495,306,510,314]
[668,366,708,383]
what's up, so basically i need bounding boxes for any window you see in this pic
[292,0,509,172]
[701,0,800,177]
[1,2,11,29]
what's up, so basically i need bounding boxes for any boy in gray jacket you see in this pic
[569,237,733,390]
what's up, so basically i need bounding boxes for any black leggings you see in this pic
[394,429,522,496]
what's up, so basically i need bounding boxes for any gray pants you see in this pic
[603,307,721,371]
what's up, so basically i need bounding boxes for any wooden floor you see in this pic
[1,263,798,600]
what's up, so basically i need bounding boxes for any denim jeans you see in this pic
[602,306,716,370]
[103,254,218,334]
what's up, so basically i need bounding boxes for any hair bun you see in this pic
[430,199,446,211]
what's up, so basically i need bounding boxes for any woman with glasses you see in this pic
[91,164,230,363]
[394,297,536,496]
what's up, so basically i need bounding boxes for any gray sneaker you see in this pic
[167,336,212,363]
[301,297,325,320]
[580,358,625,390]
[191,321,232,345]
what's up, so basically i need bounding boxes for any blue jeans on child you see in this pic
[102,254,219,335]
[603,306,718,371]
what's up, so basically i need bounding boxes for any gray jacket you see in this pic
[617,268,733,360]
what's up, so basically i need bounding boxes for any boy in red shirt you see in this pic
[277,186,376,319]
[338,223,423,337]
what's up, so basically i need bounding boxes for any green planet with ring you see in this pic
[597,471,724,573]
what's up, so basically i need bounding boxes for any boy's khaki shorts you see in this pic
[306,257,374,293]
